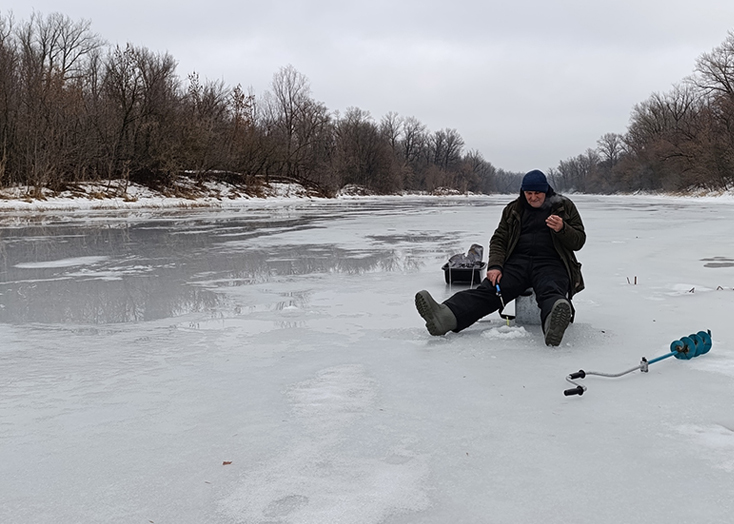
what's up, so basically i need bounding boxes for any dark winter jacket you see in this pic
[487,188,586,297]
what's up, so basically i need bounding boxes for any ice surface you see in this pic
[1,195,733,523]
[14,256,110,269]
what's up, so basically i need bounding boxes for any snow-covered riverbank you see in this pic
[3,179,734,213]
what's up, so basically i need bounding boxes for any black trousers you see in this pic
[444,254,570,332]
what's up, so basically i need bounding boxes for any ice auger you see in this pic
[564,330,712,396]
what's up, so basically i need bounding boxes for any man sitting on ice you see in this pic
[415,169,586,346]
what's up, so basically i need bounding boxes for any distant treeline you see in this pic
[2,13,733,198]
[551,31,734,194]
[0,12,515,197]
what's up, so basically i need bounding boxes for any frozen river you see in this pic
[0,199,469,325]
[1,195,733,523]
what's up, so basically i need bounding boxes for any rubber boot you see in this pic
[415,290,457,336]
[544,298,571,346]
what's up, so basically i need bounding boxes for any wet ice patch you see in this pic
[675,424,734,472]
[65,264,158,280]
[693,352,734,378]
[15,256,108,269]
[263,494,310,518]
[701,256,734,268]
[286,365,377,431]
[219,442,430,524]
[480,325,529,340]
[219,365,430,523]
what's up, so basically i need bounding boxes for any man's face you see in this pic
[524,191,546,208]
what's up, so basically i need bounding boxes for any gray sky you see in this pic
[5,1,734,172]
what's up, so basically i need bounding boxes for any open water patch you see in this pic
[701,256,734,268]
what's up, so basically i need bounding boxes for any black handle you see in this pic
[568,370,586,380]
[564,386,585,396]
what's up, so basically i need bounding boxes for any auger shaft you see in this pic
[563,330,711,397]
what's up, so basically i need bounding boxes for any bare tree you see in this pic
[622,82,718,190]
[432,128,464,170]
[11,11,102,191]
[179,72,230,173]
[399,116,429,189]
[333,107,397,192]
[379,111,402,155]
[461,149,496,193]
[401,116,427,166]
[101,44,180,183]
[693,32,734,189]
[0,13,18,186]
[266,65,309,178]
[557,149,599,192]
[596,132,624,167]
[260,65,332,189]
[694,31,734,101]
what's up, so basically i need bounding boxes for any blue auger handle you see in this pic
[646,352,676,365]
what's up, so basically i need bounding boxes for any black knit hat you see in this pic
[520,170,549,193]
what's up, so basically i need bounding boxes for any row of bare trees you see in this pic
[0,12,500,196]
[552,31,734,194]
[12,12,731,198]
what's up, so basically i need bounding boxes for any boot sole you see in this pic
[545,300,571,346]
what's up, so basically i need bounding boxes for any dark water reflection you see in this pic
[0,199,482,324]
[701,256,734,268]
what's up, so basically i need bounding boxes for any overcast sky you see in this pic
[5,1,734,172]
